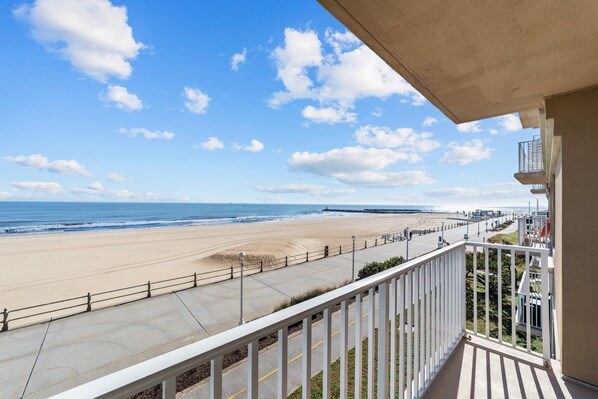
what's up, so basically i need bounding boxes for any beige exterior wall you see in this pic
[546,87,598,386]
[553,151,562,360]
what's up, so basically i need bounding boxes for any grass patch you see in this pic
[273,282,349,312]
[488,230,519,245]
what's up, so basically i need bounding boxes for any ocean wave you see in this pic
[0,212,344,236]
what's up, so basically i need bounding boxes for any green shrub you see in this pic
[358,256,405,279]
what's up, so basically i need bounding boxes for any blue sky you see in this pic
[0,0,546,209]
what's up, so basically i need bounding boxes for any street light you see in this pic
[465,218,469,240]
[405,227,410,261]
[351,235,356,283]
[441,222,445,243]
[238,251,246,326]
[485,220,488,233]
[477,220,480,237]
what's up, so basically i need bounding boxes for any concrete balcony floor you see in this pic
[423,335,597,399]
[514,171,546,185]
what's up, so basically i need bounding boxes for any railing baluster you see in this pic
[473,245,478,335]
[390,278,397,399]
[449,252,454,348]
[419,265,427,390]
[398,275,405,399]
[485,247,490,339]
[432,258,437,372]
[525,250,531,352]
[413,267,419,395]
[302,317,312,399]
[541,251,550,363]
[368,287,375,399]
[248,340,259,398]
[426,262,431,386]
[406,271,412,399]
[377,281,389,399]
[340,300,349,399]
[511,249,516,348]
[162,377,176,399]
[498,248,503,343]
[278,328,288,399]
[210,357,222,399]
[323,307,332,399]
[355,293,363,399]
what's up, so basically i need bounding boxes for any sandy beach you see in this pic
[0,212,458,310]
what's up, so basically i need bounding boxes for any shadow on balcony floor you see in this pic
[423,336,597,399]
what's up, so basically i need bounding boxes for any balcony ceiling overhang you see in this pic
[318,0,598,124]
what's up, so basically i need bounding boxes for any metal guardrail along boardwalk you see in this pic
[52,241,551,399]
[2,224,473,331]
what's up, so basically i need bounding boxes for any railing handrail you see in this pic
[51,241,467,399]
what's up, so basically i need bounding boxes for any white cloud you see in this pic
[12,181,63,194]
[269,28,422,122]
[334,170,435,188]
[235,139,264,153]
[184,87,210,114]
[197,137,224,151]
[456,121,482,133]
[498,114,522,132]
[231,48,247,71]
[371,107,383,117]
[4,154,91,177]
[119,127,175,140]
[354,125,441,153]
[255,183,355,197]
[422,117,437,127]
[0,192,9,199]
[269,28,322,107]
[106,172,127,182]
[102,85,143,111]
[425,184,533,201]
[440,139,493,165]
[302,105,356,124]
[70,181,104,194]
[14,0,144,82]
[289,146,420,178]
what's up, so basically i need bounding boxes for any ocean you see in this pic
[0,202,428,236]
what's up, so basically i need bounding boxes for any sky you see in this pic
[0,0,547,209]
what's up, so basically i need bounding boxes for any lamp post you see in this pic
[485,220,488,233]
[351,235,356,283]
[238,251,246,326]
[441,222,444,243]
[405,227,410,261]
[465,218,469,240]
[477,220,480,237]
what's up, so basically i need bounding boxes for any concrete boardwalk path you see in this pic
[0,218,506,398]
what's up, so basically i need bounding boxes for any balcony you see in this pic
[51,241,590,399]
[531,184,547,194]
[514,137,546,185]
[517,215,550,248]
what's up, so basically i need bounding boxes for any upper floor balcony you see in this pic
[514,136,546,185]
[531,184,547,194]
[49,241,594,399]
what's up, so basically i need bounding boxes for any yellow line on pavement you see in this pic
[226,316,363,399]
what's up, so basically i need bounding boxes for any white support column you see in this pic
[277,328,288,399]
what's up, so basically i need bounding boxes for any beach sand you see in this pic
[0,213,458,310]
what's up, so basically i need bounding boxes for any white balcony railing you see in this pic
[516,271,547,331]
[518,215,549,247]
[52,242,551,399]
[518,136,544,173]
